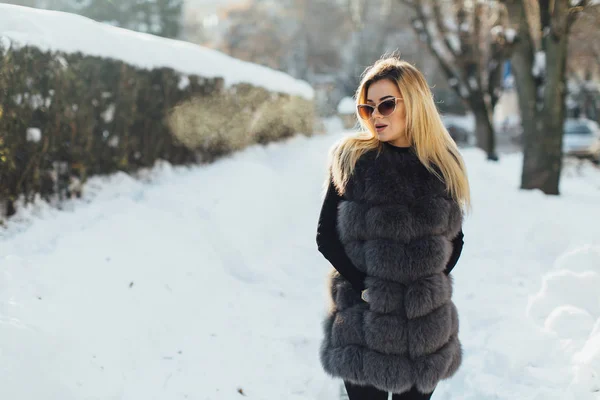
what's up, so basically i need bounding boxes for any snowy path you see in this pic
[1,130,600,399]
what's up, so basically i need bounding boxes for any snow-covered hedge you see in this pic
[0,5,315,219]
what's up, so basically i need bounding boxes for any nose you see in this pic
[372,107,384,119]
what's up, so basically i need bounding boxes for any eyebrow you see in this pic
[366,95,394,103]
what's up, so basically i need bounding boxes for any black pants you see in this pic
[344,381,434,400]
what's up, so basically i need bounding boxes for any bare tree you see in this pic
[337,0,412,95]
[397,0,512,160]
[284,0,354,81]
[568,4,600,80]
[500,0,593,194]
[219,2,289,71]
[215,0,352,80]
[567,6,600,122]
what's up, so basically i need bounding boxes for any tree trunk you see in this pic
[528,0,570,194]
[503,0,573,194]
[520,0,570,194]
[504,0,540,190]
[470,96,498,160]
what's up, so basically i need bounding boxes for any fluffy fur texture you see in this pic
[320,146,463,394]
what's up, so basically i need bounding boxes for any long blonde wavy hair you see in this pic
[328,56,471,211]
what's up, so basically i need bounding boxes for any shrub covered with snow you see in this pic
[0,4,315,220]
[167,87,315,159]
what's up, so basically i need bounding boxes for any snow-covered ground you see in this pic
[0,4,313,100]
[1,124,600,399]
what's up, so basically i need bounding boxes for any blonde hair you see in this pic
[328,56,471,211]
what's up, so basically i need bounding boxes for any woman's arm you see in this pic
[444,230,464,275]
[316,178,366,292]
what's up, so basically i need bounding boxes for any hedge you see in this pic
[0,43,315,221]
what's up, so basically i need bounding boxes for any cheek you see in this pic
[394,107,406,127]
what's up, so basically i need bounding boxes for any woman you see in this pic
[316,56,470,400]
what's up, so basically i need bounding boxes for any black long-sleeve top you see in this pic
[316,177,464,293]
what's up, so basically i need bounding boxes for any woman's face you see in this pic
[365,79,408,146]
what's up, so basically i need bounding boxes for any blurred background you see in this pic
[0,1,599,399]
[1,0,600,216]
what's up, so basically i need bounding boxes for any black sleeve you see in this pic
[316,178,366,292]
[444,230,464,275]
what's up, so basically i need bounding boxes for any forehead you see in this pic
[366,79,401,102]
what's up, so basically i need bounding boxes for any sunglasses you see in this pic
[357,97,403,120]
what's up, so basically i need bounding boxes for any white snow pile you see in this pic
[0,4,313,100]
[1,126,600,399]
[527,245,600,397]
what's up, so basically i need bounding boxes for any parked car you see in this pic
[562,118,600,162]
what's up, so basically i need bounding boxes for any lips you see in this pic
[375,124,387,132]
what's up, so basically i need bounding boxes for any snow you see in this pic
[0,4,313,100]
[337,96,356,115]
[1,128,600,399]
[321,116,345,133]
[527,244,600,396]
[178,75,190,90]
[101,104,115,123]
[533,51,546,77]
[444,17,458,31]
[459,84,470,98]
[0,35,11,54]
[107,135,119,148]
[16,93,53,110]
[505,28,517,43]
[468,77,478,90]
[584,81,600,92]
[55,55,68,69]
[26,127,42,143]
[447,34,461,53]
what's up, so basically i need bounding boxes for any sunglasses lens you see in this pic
[357,105,373,120]
[378,99,396,116]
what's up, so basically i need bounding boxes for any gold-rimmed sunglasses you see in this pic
[357,97,403,120]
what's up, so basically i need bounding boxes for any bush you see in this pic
[249,94,315,144]
[0,43,315,220]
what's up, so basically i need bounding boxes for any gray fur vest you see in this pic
[319,144,463,394]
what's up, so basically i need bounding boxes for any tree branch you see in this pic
[403,0,470,102]
[431,0,461,59]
